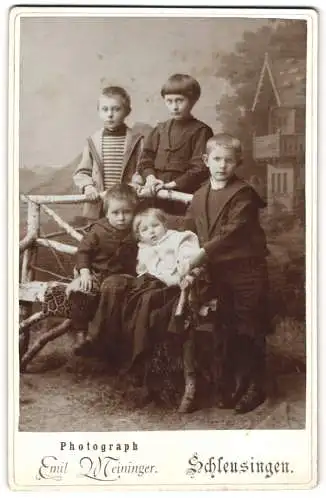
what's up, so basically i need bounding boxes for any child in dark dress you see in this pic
[66,183,139,354]
[137,73,213,214]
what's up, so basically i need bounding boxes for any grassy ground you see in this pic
[19,326,305,431]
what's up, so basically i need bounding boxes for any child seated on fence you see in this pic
[119,208,202,391]
[73,86,143,221]
[72,206,202,359]
[134,208,213,316]
[66,183,139,351]
[137,73,213,214]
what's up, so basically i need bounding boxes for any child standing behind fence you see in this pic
[73,86,143,220]
[137,74,213,214]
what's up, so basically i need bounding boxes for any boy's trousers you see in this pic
[209,256,271,387]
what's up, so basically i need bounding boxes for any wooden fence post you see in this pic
[20,200,40,360]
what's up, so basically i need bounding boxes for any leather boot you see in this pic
[230,372,250,407]
[216,393,235,410]
[234,382,266,414]
[216,373,238,409]
[233,335,266,413]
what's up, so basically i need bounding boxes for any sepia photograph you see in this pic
[9,5,317,489]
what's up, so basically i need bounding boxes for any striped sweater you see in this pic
[102,128,126,189]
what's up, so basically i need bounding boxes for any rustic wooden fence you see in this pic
[19,188,192,370]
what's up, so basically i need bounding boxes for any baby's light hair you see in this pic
[99,85,131,115]
[133,208,168,240]
[160,74,201,103]
[102,183,138,215]
[206,133,243,165]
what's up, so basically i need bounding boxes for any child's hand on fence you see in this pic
[79,268,93,293]
[145,175,164,195]
[162,181,177,190]
[180,274,196,290]
[135,185,152,198]
[65,273,87,298]
[131,171,144,187]
[65,280,77,298]
[84,185,100,200]
[189,266,203,278]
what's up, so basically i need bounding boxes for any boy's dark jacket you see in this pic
[138,117,213,193]
[184,176,268,263]
[75,218,137,277]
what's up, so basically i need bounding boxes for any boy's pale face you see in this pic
[138,215,166,245]
[204,145,238,183]
[106,198,134,231]
[163,94,193,120]
[98,95,128,130]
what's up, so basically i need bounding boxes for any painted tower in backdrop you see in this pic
[251,53,306,212]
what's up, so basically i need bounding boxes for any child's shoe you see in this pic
[234,382,266,414]
[73,337,97,357]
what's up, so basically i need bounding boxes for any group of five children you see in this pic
[69,73,270,415]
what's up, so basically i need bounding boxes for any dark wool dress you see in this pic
[70,219,137,331]
[88,273,185,367]
[184,175,271,388]
[138,117,213,215]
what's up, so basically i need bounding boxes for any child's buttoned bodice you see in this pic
[136,229,200,286]
[138,117,213,193]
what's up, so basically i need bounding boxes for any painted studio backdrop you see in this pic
[18,16,306,432]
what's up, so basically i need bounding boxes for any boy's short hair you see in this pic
[160,74,201,103]
[206,133,243,165]
[102,183,138,214]
[133,208,167,240]
[100,86,131,114]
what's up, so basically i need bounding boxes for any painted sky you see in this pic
[19,16,268,168]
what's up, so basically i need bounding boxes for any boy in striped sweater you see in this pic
[73,86,143,220]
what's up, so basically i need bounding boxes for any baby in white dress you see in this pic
[133,208,200,287]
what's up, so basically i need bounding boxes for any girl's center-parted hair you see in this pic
[102,183,139,215]
[160,74,201,103]
[132,208,168,240]
[206,133,243,165]
[99,85,132,114]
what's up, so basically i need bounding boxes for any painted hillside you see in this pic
[19,165,60,194]
[19,123,154,234]
[20,122,153,197]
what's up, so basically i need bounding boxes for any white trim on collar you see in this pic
[210,179,227,190]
